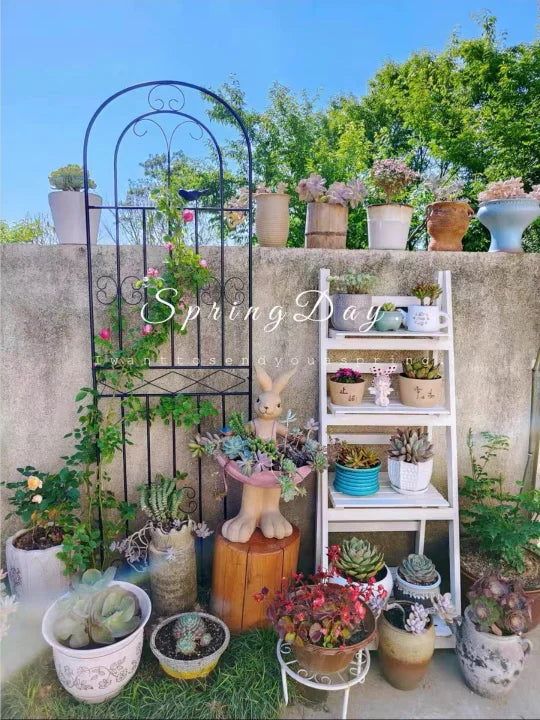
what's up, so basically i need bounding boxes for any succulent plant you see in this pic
[138,473,187,526]
[399,554,438,585]
[402,358,442,380]
[381,302,396,312]
[172,613,211,656]
[405,603,430,633]
[370,159,418,204]
[222,435,248,459]
[338,444,380,470]
[329,273,377,295]
[49,164,96,191]
[334,538,385,581]
[410,283,442,306]
[388,428,434,464]
[467,574,531,636]
[469,596,503,633]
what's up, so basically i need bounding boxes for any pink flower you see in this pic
[31,494,43,504]
[164,242,174,251]
[199,259,207,268]
[183,209,194,222]
[141,324,153,336]
[99,328,111,341]
[177,301,185,311]
[147,268,159,277]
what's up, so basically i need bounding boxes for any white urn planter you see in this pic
[477,197,540,252]
[6,529,70,606]
[367,204,413,250]
[42,581,151,704]
[388,457,434,495]
[255,193,290,247]
[48,191,102,245]
[332,564,394,607]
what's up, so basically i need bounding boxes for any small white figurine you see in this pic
[369,365,397,407]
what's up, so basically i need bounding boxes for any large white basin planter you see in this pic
[367,204,413,250]
[48,191,102,245]
[42,581,151,704]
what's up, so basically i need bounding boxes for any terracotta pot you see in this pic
[455,608,533,698]
[367,204,413,250]
[255,193,290,247]
[378,602,435,690]
[328,378,365,405]
[149,525,197,617]
[426,201,474,251]
[293,602,376,673]
[305,202,348,248]
[398,374,443,408]
[331,293,373,332]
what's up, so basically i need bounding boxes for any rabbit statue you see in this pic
[221,366,297,543]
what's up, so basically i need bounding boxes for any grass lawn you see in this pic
[1,628,295,720]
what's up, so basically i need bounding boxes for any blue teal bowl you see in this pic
[334,462,381,496]
[374,311,403,332]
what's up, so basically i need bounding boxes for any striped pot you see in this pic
[334,462,381,496]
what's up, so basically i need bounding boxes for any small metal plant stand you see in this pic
[277,640,370,720]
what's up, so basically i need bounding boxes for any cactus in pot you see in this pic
[402,358,441,379]
[395,554,441,607]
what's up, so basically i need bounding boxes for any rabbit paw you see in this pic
[222,513,257,543]
[260,511,293,540]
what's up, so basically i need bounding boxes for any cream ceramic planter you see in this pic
[48,191,102,244]
[6,529,70,606]
[255,193,290,247]
[149,525,197,617]
[394,570,441,608]
[388,457,434,495]
[331,293,373,332]
[367,204,413,250]
[328,378,365,405]
[42,581,151,704]
[398,375,443,408]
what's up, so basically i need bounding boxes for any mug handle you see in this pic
[521,638,533,656]
[438,311,450,330]
[398,308,408,329]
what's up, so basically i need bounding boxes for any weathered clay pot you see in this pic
[149,525,197,616]
[455,608,533,698]
[398,375,443,408]
[426,201,474,251]
[305,202,348,248]
[331,293,373,332]
[255,193,290,247]
[378,602,435,690]
[328,378,365,405]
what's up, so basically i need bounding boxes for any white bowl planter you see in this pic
[255,193,290,247]
[48,191,102,245]
[42,581,151,704]
[367,204,413,250]
[394,570,441,608]
[388,457,434,495]
[6,529,70,605]
[332,564,394,607]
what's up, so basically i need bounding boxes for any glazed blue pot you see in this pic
[374,311,403,332]
[477,198,540,253]
[334,462,381,496]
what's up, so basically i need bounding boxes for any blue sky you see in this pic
[1,0,537,222]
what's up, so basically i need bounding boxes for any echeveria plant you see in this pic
[296,173,366,208]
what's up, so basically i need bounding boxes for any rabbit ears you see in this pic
[255,366,297,394]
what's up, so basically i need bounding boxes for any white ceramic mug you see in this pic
[401,306,449,332]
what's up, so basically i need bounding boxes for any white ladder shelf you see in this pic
[316,269,460,649]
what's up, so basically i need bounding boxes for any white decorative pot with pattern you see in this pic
[388,457,434,495]
[42,581,151,704]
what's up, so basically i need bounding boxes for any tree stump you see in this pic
[211,525,300,633]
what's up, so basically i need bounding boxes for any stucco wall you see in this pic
[1,245,539,576]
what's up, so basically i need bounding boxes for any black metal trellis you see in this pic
[82,81,253,545]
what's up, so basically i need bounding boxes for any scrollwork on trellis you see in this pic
[200,275,246,307]
[96,275,118,306]
[147,83,186,112]
[96,275,143,306]
[120,276,143,306]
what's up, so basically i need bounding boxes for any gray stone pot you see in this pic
[331,293,373,332]
[455,608,533,698]
[149,525,197,617]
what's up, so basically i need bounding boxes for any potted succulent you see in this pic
[296,173,366,248]
[328,367,365,406]
[424,178,474,251]
[460,431,540,628]
[48,164,102,245]
[477,178,540,252]
[366,159,419,250]
[255,182,290,247]
[379,594,456,690]
[387,428,434,495]
[374,302,403,332]
[41,567,151,703]
[403,283,449,333]
[330,538,393,602]
[111,473,212,617]
[398,358,443,408]
[394,554,441,607]
[330,442,381,496]
[329,272,378,332]
[3,465,82,605]
[150,611,230,680]
[455,574,533,697]
[261,570,377,673]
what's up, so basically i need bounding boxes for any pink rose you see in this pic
[147,268,159,277]
[99,328,111,341]
[183,209,194,222]
[141,324,153,336]
[177,301,185,311]
[164,242,174,251]
[199,259,207,268]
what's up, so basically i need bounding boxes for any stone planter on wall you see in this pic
[48,191,102,245]
[367,204,413,250]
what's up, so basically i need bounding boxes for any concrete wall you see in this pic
[2,245,539,577]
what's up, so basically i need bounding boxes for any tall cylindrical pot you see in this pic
[477,197,540,252]
[6,529,70,606]
[455,608,533,698]
[426,201,474,251]
[367,204,413,250]
[149,525,197,616]
[378,602,435,690]
[255,193,290,247]
[305,202,348,248]
[48,191,102,244]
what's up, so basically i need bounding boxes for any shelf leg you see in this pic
[415,519,426,554]
[281,667,288,706]
[341,687,350,719]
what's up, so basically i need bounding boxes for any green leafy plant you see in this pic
[402,358,442,379]
[398,554,438,585]
[460,430,540,573]
[329,273,377,295]
[332,538,385,582]
[48,164,96,191]
[410,282,442,306]
[388,428,434,464]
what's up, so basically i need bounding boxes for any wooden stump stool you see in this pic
[211,525,300,633]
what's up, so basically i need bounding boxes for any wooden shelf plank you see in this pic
[328,473,449,509]
[328,396,450,416]
[326,336,451,351]
[329,328,450,339]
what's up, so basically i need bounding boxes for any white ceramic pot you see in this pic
[388,457,434,495]
[42,581,151,704]
[6,529,70,605]
[331,293,374,332]
[477,197,540,253]
[367,204,413,250]
[48,191,102,245]
[394,570,441,609]
[403,305,449,333]
[255,193,290,247]
[332,564,394,608]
